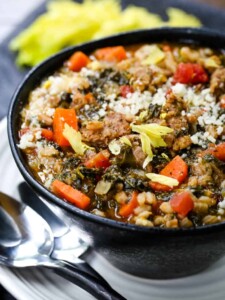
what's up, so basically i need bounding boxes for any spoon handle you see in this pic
[52,260,126,300]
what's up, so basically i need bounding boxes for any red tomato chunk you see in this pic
[170,191,194,217]
[173,63,208,84]
[84,151,111,169]
[120,85,134,97]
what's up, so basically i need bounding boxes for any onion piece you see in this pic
[94,180,112,195]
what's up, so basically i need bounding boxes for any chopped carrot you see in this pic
[53,108,78,147]
[118,191,138,217]
[84,151,110,169]
[149,181,172,192]
[160,155,188,182]
[202,143,225,161]
[19,128,54,142]
[150,156,188,192]
[170,191,194,217]
[212,143,225,161]
[68,51,90,72]
[52,179,90,210]
[85,92,96,104]
[41,129,54,141]
[95,46,126,62]
[162,44,171,52]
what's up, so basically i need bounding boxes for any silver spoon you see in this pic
[0,191,126,300]
[18,181,108,283]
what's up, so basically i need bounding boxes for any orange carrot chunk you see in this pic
[150,155,188,192]
[170,191,194,217]
[95,46,127,62]
[119,191,138,217]
[84,151,110,169]
[160,155,188,182]
[149,181,172,192]
[212,143,225,161]
[68,51,90,72]
[41,129,54,141]
[53,108,78,147]
[200,142,225,161]
[52,179,90,210]
[207,143,225,161]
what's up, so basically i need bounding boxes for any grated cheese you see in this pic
[219,199,225,209]
[18,132,36,149]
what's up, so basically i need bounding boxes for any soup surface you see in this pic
[18,42,225,228]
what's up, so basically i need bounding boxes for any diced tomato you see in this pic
[84,151,110,169]
[120,85,134,97]
[173,63,208,85]
[150,156,188,192]
[68,51,90,72]
[118,191,138,217]
[170,191,194,217]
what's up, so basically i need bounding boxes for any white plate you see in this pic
[1,117,225,300]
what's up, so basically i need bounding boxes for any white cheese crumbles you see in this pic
[80,67,100,78]
[172,83,225,147]
[106,79,171,116]
[108,90,152,115]
[18,132,36,149]
[37,171,54,188]
[219,199,225,209]
[46,69,94,96]
[20,65,224,150]
[190,132,216,148]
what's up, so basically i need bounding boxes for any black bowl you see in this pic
[8,28,225,279]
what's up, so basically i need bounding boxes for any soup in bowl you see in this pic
[8,28,225,278]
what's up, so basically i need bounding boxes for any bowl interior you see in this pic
[7,27,225,233]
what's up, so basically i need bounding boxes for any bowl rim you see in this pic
[7,27,225,235]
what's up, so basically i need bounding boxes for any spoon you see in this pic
[18,181,112,284]
[0,191,126,300]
